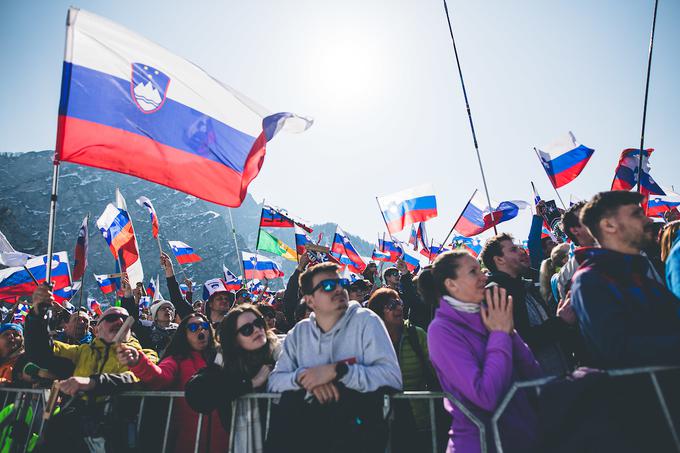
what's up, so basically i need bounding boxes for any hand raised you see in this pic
[481,285,514,333]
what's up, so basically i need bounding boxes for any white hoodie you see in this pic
[268,301,403,393]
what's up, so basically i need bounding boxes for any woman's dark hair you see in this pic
[219,304,279,378]
[367,288,400,321]
[161,312,217,362]
[417,250,471,306]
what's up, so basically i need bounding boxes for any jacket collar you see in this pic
[435,297,487,336]
[574,247,649,276]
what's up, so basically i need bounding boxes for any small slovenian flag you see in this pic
[94,273,118,294]
[168,241,202,264]
[377,184,438,234]
[400,243,424,272]
[96,204,135,259]
[72,215,89,282]
[378,238,403,263]
[146,278,156,299]
[647,191,680,218]
[371,248,392,262]
[260,206,295,228]
[453,190,530,237]
[136,196,160,238]
[222,264,242,291]
[331,227,367,273]
[536,132,594,188]
[294,224,312,256]
[611,148,665,196]
[87,297,103,316]
[0,252,73,304]
[451,236,482,257]
[242,252,284,280]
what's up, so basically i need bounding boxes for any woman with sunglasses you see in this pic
[185,304,280,453]
[116,313,227,453]
[367,288,440,452]
[419,251,541,453]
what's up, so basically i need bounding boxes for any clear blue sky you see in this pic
[2,0,678,245]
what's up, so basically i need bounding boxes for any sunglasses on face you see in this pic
[187,321,210,333]
[237,317,266,337]
[100,313,128,324]
[386,299,403,310]
[311,278,350,294]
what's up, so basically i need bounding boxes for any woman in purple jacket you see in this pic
[419,251,541,453]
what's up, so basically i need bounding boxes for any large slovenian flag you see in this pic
[222,265,243,291]
[647,191,680,218]
[136,196,160,238]
[330,227,367,273]
[0,252,73,304]
[611,148,665,196]
[377,184,438,234]
[536,132,594,188]
[242,252,284,280]
[55,8,312,208]
[454,190,530,237]
[168,241,202,264]
[72,215,88,282]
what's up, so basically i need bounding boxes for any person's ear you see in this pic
[600,216,617,236]
[493,254,504,269]
[443,277,457,296]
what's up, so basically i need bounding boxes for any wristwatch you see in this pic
[335,362,349,380]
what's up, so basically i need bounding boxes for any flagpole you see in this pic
[78,212,89,309]
[441,189,477,248]
[442,0,496,233]
[638,0,659,193]
[255,200,265,252]
[45,161,61,285]
[226,208,244,278]
[375,197,393,235]
[533,149,566,209]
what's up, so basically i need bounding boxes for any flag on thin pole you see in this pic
[168,241,202,264]
[330,227,366,273]
[453,191,530,237]
[376,184,438,234]
[72,215,88,282]
[535,132,594,188]
[242,252,284,280]
[0,252,73,304]
[256,229,298,262]
[54,8,312,208]
[115,189,144,286]
[136,196,160,239]
[611,148,665,196]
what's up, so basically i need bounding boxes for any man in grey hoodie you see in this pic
[266,262,402,452]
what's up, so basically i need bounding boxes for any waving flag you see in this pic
[116,190,144,286]
[242,252,284,280]
[377,184,438,234]
[87,297,103,316]
[55,8,312,208]
[94,273,119,294]
[223,265,242,291]
[0,228,34,267]
[97,201,143,286]
[647,191,680,218]
[453,190,530,237]
[168,241,202,264]
[136,196,160,238]
[146,278,156,299]
[13,302,31,324]
[421,244,447,261]
[536,132,594,188]
[294,224,311,256]
[72,215,89,282]
[401,245,424,272]
[451,236,482,257]
[378,238,403,262]
[611,149,665,196]
[331,227,367,273]
[257,229,297,262]
[0,252,72,304]
[371,248,391,262]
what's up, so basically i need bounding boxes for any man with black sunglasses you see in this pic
[266,262,401,452]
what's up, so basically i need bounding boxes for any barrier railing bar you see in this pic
[649,372,680,452]
[265,398,272,440]
[136,396,146,435]
[23,394,40,453]
[428,397,437,453]
[193,412,203,453]
[161,396,174,453]
[443,391,487,453]
[228,400,237,453]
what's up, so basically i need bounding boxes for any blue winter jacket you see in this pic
[571,247,680,368]
[665,235,680,300]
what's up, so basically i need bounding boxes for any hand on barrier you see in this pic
[58,376,94,396]
[251,364,272,388]
[298,364,336,391]
[311,382,340,404]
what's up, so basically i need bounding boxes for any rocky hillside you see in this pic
[0,151,373,302]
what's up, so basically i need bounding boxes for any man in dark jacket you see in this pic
[481,233,576,375]
[571,190,680,368]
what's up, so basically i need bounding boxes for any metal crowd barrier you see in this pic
[0,387,456,453]
[4,366,674,453]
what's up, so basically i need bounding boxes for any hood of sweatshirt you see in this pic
[306,301,361,358]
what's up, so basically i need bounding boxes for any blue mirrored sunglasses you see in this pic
[311,278,350,294]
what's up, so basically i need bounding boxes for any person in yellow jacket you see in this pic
[24,283,159,452]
